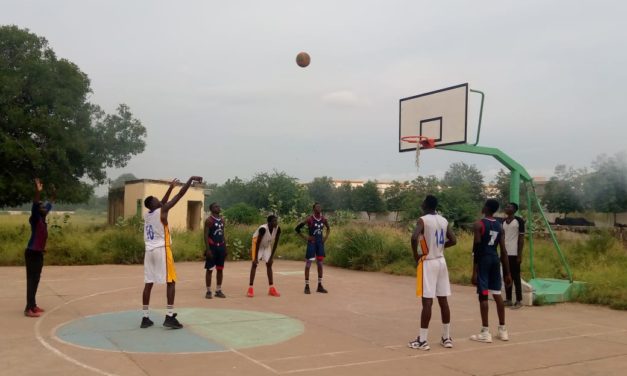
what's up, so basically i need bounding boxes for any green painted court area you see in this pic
[55,308,304,353]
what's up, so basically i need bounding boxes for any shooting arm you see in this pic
[33,178,42,203]
[161,178,179,204]
[163,176,200,211]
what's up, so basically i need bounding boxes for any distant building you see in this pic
[331,180,394,193]
[108,179,205,231]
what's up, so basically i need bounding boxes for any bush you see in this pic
[223,203,262,225]
[98,229,144,264]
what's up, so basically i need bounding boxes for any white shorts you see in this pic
[416,257,451,298]
[144,246,177,284]
[255,247,272,263]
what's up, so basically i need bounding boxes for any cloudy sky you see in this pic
[2,1,626,192]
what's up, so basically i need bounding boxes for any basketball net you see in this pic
[415,144,421,171]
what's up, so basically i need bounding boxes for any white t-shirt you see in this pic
[419,214,448,260]
[253,224,279,254]
[502,217,524,256]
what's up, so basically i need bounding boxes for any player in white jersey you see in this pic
[141,176,202,330]
[408,195,457,351]
[247,215,282,297]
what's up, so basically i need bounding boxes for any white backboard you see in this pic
[399,83,468,152]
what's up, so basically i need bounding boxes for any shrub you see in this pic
[223,203,262,225]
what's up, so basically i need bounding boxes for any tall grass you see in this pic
[1,214,626,309]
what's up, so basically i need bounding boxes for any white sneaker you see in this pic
[440,337,453,348]
[408,337,430,351]
[497,326,509,341]
[470,330,492,343]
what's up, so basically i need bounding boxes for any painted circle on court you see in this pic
[55,308,304,353]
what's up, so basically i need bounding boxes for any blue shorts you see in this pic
[476,253,501,295]
[205,245,226,270]
[306,241,325,260]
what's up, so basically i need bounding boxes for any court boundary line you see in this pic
[278,329,627,374]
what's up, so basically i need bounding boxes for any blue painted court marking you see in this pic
[55,308,303,354]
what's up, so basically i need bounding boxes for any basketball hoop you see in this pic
[400,136,435,171]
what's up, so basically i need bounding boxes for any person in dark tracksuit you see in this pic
[24,178,55,318]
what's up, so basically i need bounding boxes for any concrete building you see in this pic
[108,179,205,231]
[331,179,394,193]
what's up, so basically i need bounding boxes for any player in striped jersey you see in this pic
[247,215,282,297]
[141,176,202,329]
[408,195,457,351]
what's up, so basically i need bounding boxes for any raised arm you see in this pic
[161,178,180,205]
[162,176,202,212]
[411,218,425,265]
[34,178,43,203]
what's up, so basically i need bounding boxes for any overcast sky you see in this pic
[2,1,626,193]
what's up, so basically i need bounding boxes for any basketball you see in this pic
[296,52,310,68]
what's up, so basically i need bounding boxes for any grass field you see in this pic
[1,213,626,309]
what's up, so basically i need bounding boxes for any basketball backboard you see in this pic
[399,83,468,152]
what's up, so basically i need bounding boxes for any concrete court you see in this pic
[2,260,627,376]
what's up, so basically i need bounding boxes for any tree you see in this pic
[584,153,627,222]
[0,26,146,207]
[400,175,441,222]
[542,165,585,217]
[307,176,336,210]
[383,181,410,221]
[442,162,485,202]
[335,182,353,211]
[492,168,526,209]
[248,171,311,215]
[352,181,386,220]
[110,173,138,189]
[438,186,482,227]
[205,177,250,209]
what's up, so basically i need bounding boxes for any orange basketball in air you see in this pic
[296,52,310,68]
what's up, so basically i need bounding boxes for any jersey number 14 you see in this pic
[435,229,445,246]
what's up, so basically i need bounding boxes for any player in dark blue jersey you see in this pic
[470,199,512,343]
[204,202,227,298]
[295,203,330,294]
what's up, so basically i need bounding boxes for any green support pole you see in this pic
[439,143,574,283]
[525,183,536,279]
[531,186,574,283]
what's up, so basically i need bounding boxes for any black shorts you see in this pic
[205,245,226,270]
[476,253,501,296]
